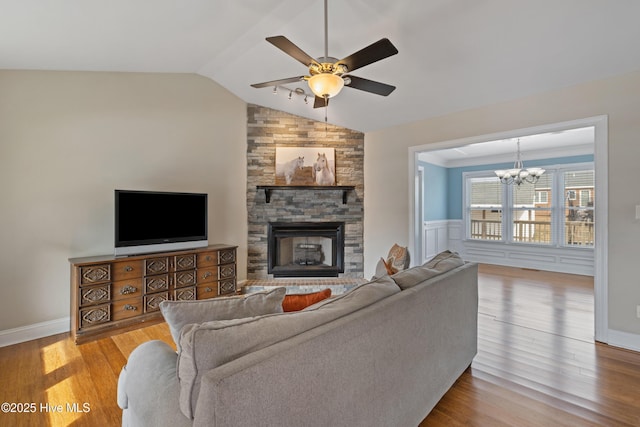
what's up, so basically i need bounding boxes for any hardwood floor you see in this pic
[421,264,640,427]
[1,264,639,426]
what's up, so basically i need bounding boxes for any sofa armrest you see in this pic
[118,340,192,427]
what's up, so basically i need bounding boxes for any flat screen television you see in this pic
[115,190,208,256]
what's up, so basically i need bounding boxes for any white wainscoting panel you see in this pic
[423,220,450,262]
[462,240,593,276]
[424,219,594,276]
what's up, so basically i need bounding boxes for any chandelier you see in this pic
[494,139,545,185]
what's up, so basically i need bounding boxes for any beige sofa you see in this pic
[117,254,478,427]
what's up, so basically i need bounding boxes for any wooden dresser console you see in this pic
[69,244,237,344]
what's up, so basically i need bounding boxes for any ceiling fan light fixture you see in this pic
[308,73,344,98]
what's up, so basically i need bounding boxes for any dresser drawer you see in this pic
[78,284,110,306]
[174,270,197,288]
[173,254,196,271]
[218,279,236,296]
[144,292,169,313]
[79,264,111,286]
[197,251,219,268]
[218,249,236,265]
[79,303,111,329]
[112,297,143,321]
[219,264,236,280]
[174,286,196,301]
[144,257,169,276]
[111,260,143,282]
[144,274,170,294]
[197,266,219,284]
[196,283,218,300]
[112,278,143,301]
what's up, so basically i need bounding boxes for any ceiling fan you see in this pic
[250,0,398,109]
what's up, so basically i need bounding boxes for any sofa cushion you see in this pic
[392,250,464,290]
[176,274,401,419]
[424,250,464,270]
[159,287,286,346]
[282,288,332,312]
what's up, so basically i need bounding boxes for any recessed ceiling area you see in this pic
[2,1,640,132]
[419,127,594,168]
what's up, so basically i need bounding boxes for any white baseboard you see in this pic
[607,329,640,353]
[0,317,70,348]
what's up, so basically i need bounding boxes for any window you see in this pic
[465,164,594,247]
[512,174,552,244]
[535,191,549,204]
[468,177,503,240]
[565,170,594,246]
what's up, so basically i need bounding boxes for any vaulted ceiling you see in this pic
[3,0,640,133]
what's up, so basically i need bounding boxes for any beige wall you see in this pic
[365,69,640,337]
[3,67,640,342]
[0,71,247,331]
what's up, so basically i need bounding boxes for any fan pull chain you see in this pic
[324,96,329,134]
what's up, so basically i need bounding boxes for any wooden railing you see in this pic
[565,221,594,246]
[512,220,551,243]
[470,219,502,240]
[470,219,594,245]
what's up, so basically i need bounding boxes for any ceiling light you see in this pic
[494,139,545,186]
[308,73,344,98]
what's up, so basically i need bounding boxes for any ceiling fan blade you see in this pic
[313,96,328,109]
[336,38,398,73]
[250,76,306,88]
[266,36,320,67]
[345,75,396,96]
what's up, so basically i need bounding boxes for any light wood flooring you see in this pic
[421,264,640,427]
[1,264,639,426]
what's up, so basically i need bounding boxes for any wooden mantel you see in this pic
[256,185,356,204]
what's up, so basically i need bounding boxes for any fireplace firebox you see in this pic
[267,222,345,277]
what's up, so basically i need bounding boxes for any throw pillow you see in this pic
[386,243,410,272]
[282,289,332,312]
[159,287,286,346]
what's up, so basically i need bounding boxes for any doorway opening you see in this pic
[408,116,608,343]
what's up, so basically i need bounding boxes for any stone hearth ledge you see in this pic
[240,278,368,296]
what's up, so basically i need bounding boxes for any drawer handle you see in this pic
[123,304,137,311]
[202,271,212,279]
[205,255,212,262]
[120,285,137,295]
[205,287,212,292]
[124,266,133,272]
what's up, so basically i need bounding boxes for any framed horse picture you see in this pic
[275,147,336,186]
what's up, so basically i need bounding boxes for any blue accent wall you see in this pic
[421,161,448,220]
[422,154,594,221]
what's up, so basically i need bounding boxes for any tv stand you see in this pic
[69,244,237,344]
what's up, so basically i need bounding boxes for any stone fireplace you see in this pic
[268,222,345,277]
[246,104,364,280]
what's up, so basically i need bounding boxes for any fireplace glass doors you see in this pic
[267,222,345,277]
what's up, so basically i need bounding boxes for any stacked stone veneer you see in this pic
[247,104,364,279]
